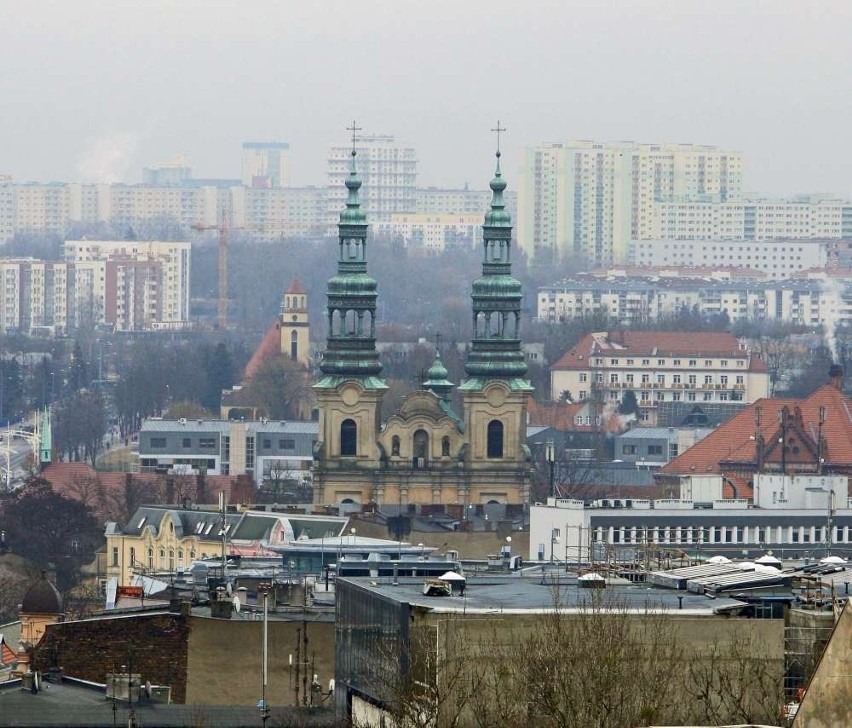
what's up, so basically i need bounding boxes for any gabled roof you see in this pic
[286,278,306,295]
[527,399,594,431]
[243,320,282,380]
[661,383,852,479]
[552,331,747,370]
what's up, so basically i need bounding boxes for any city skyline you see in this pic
[1,1,850,196]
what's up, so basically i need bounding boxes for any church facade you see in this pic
[312,143,534,506]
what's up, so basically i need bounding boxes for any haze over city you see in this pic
[2,0,850,195]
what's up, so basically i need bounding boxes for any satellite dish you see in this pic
[232,595,241,613]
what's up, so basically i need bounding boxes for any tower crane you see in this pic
[192,209,231,330]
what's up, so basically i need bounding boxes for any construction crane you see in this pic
[192,209,231,329]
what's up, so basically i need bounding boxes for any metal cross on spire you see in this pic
[435,332,443,350]
[347,120,362,155]
[491,120,506,154]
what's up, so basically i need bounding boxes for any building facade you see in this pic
[326,135,417,226]
[516,141,743,266]
[550,331,770,425]
[138,419,318,484]
[241,141,291,188]
[312,146,533,506]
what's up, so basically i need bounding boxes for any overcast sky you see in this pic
[2,0,850,196]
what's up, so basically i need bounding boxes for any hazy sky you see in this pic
[2,0,850,196]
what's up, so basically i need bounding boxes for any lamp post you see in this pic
[545,441,556,499]
[258,582,271,726]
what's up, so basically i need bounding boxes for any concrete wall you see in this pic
[793,599,852,728]
[185,615,335,706]
[35,611,336,707]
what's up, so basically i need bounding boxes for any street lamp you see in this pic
[545,441,556,499]
[258,582,272,726]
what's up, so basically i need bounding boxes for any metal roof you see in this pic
[140,419,318,435]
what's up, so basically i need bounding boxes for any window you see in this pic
[673,374,682,384]
[669,444,679,459]
[736,375,744,384]
[673,359,681,366]
[579,373,588,382]
[112,547,119,566]
[129,547,136,565]
[279,439,295,449]
[626,374,634,383]
[704,360,712,367]
[622,444,636,455]
[672,392,681,401]
[720,375,728,385]
[610,358,619,365]
[626,359,634,366]
[648,445,663,455]
[704,375,713,384]
[641,359,649,366]
[688,375,696,385]
[150,437,166,448]
[182,438,191,448]
[391,435,400,456]
[199,437,216,449]
[442,436,450,456]
[610,373,619,383]
[487,420,504,458]
[688,359,697,367]
[721,360,728,367]
[263,438,272,449]
[656,374,665,384]
[340,419,357,456]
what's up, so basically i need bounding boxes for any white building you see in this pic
[517,141,743,266]
[629,239,828,278]
[374,213,483,251]
[241,141,291,189]
[550,331,770,425]
[326,135,417,226]
[530,473,851,562]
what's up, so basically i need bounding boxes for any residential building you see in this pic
[312,147,534,506]
[103,505,347,586]
[138,419,318,484]
[517,141,743,266]
[613,426,713,466]
[537,267,852,328]
[64,239,191,326]
[550,331,770,425]
[142,157,192,186]
[629,238,828,277]
[241,141,291,188]
[374,213,483,250]
[326,134,417,226]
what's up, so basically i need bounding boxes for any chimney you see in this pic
[829,364,843,391]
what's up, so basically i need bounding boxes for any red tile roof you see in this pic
[527,400,595,431]
[552,331,747,370]
[243,321,281,380]
[286,278,306,295]
[661,383,852,497]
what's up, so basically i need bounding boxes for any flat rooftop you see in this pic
[339,572,751,615]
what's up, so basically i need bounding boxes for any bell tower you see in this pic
[458,122,534,502]
[312,123,387,504]
[280,279,310,368]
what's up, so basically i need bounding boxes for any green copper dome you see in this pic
[461,148,532,389]
[317,144,385,386]
[423,349,454,401]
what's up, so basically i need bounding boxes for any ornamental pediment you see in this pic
[391,391,447,422]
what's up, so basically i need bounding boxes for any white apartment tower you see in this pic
[326,134,417,225]
[241,142,291,189]
[517,141,743,267]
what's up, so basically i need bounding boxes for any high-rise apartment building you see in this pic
[517,141,743,266]
[241,142,291,189]
[326,135,417,225]
[64,240,191,327]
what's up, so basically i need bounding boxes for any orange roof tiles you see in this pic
[661,383,852,495]
[243,321,282,380]
[286,278,306,295]
[527,399,595,431]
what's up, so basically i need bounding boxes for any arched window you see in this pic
[442,436,451,457]
[340,419,357,456]
[290,330,298,360]
[413,429,429,468]
[487,420,504,458]
[391,435,400,457]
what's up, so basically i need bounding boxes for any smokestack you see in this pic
[829,364,843,390]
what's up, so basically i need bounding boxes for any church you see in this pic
[312,136,534,506]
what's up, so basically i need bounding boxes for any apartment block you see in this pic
[537,268,852,329]
[550,331,770,425]
[374,213,483,250]
[629,238,828,277]
[241,141,291,189]
[517,141,743,266]
[326,134,417,225]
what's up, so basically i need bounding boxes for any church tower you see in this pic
[279,279,310,368]
[458,127,534,502]
[312,131,387,504]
